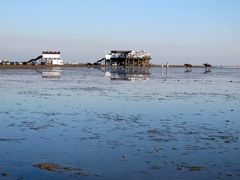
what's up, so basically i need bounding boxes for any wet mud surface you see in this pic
[0,67,240,179]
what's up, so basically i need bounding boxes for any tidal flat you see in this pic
[0,67,240,180]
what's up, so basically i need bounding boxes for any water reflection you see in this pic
[204,69,211,74]
[185,69,192,73]
[100,66,150,81]
[0,67,240,180]
[160,68,169,77]
[38,67,61,78]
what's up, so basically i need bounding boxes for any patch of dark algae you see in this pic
[33,163,98,177]
[1,172,11,177]
[177,163,205,172]
[188,166,205,171]
[0,138,26,142]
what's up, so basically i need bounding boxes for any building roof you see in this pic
[42,51,60,54]
[111,50,132,54]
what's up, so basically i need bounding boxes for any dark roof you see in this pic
[42,51,60,54]
[111,50,132,54]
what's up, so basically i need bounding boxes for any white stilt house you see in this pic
[42,51,63,65]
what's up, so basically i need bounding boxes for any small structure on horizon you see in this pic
[24,51,63,65]
[0,59,11,65]
[95,50,151,66]
[42,51,63,65]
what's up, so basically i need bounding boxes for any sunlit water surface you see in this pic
[0,67,240,180]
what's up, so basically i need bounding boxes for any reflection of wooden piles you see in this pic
[203,63,212,72]
[108,66,150,81]
[184,63,192,72]
[125,66,150,75]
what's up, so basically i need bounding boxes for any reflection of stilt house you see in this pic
[102,66,150,81]
[96,50,151,66]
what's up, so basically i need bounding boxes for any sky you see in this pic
[0,0,240,65]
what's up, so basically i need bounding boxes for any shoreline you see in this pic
[0,64,238,69]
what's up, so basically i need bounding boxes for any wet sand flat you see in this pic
[0,67,240,180]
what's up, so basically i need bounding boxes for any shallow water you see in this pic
[0,67,240,179]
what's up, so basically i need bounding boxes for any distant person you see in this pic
[166,62,169,69]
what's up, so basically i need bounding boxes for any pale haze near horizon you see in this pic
[0,0,239,65]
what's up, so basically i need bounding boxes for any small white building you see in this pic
[42,51,63,65]
[52,59,64,65]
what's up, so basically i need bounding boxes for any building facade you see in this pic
[42,51,63,65]
[103,50,151,66]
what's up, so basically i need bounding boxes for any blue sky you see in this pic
[0,0,240,65]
